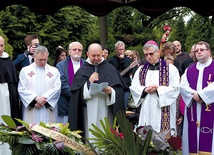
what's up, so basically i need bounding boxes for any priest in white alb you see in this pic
[130,40,180,137]
[181,41,214,154]
[18,46,61,124]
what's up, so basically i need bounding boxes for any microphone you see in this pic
[94,62,98,72]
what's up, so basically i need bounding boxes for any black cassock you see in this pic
[0,55,20,121]
[68,60,125,136]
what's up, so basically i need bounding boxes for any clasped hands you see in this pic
[191,91,203,103]
[144,84,158,94]
[35,96,47,108]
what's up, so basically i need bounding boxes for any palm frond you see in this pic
[89,111,154,155]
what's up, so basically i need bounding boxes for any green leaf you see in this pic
[39,121,47,128]
[1,115,17,129]
[142,130,153,155]
[19,137,36,144]
[15,118,30,129]
[60,123,69,134]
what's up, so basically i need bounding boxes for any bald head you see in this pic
[87,43,103,65]
[173,40,182,54]
[88,43,102,53]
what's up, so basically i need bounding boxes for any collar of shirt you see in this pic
[149,62,159,70]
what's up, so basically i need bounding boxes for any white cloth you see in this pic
[1,52,9,58]
[0,83,12,155]
[18,63,61,124]
[83,82,115,140]
[180,58,214,154]
[0,52,12,154]
[72,59,81,73]
[56,116,68,124]
[130,63,180,133]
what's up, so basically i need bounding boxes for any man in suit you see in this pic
[13,34,40,71]
[56,41,85,123]
[109,41,133,110]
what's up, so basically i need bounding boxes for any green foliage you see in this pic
[111,6,134,35]
[1,115,17,129]
[89,111,152,155]
[0,29,13,58]
[1,5,214,59]
[12,144,39,155]
[0,5,98,62]
[0,115,87,155]
[170,18,187,50]
[15,118,30,130]
[185,14,213,52]
[0,5,38,52]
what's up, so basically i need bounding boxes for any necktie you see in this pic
[31,58,34,63]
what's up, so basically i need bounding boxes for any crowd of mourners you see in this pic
[1,34,213,154]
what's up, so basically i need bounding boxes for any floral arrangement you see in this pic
[0,115,96,155]
[0,111,182,155]
[89,111,182,155]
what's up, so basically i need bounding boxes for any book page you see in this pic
[89,82,108,95]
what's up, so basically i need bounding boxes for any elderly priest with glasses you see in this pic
[130,40,180,138]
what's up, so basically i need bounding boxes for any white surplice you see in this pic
[180,58,214,154]
[130,63,180,133]
[18,63,61,124]
[0,84,11,155]
[0,52,12,155]
[83,82,115,140]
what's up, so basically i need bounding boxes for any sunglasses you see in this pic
[144,50,157,57]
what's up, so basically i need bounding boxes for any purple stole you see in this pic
[139,59,170,133]
[68,59,82,86]
[186,61,214,154]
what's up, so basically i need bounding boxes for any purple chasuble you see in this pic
[68,59,82,86]
[139,59,170,133]
[186,61,214,154]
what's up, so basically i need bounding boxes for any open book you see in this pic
[89,82,108,95]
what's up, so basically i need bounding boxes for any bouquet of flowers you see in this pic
[0,115,96,155]
[0,111,182,155]
[89,111,182,155]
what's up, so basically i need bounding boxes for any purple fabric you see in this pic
[187,61,214,153]
[139,59,170,132]
[159,60,170,132]
[199,61,214,153]
[68,59,83,86]
[68,59,74,86]
[179,96,185,116]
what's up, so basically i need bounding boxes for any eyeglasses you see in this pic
[195,48,208,53]
[144,50,157,57]
[71,48,82,52]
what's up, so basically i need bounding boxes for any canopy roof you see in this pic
[1,0,214,17]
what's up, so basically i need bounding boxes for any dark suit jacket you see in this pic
[13,53,30,71]
[181,58,195,73]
